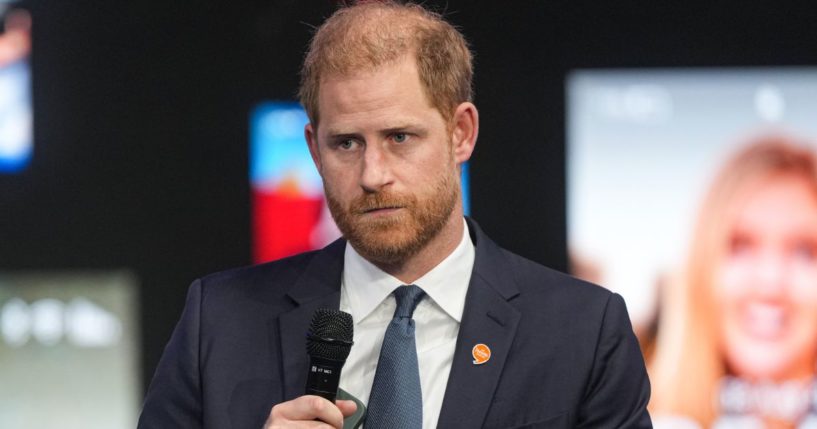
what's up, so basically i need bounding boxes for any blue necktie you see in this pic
[366,285,426,428]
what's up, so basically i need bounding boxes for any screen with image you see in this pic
[250,102,471,264]
[567,68,817,427]
[0,2,32,173]
[0,272,140,429]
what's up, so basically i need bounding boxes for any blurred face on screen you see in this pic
[305,56,471,266]
[717,174,817,381]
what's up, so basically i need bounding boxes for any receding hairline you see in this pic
[299,1,473,127]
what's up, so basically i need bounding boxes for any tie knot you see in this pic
[392,285,426,319]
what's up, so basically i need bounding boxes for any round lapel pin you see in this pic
[472,343,491,365]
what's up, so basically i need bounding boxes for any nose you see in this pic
[360,144,392,192]
[754,250,787,299]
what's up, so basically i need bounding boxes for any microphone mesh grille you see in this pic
[306,309,354,361]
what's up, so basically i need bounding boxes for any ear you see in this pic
[450,102,478,164]
[305,122,322,173]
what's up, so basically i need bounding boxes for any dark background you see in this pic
[1,0,815,394]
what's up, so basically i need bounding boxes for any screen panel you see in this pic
[0,3,32,173]
[567,68,817,426]
[0,271,140,429]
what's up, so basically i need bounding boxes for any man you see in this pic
[138,2,652,428]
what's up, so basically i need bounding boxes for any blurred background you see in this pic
[2,0,817,427]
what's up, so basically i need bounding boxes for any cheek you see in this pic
[717,258,752,303]
[320,159,356,186]
[398,148,454,188]
[789,262,817,315]
[716,258,754,339]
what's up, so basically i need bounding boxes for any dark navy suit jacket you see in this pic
[138,219,652,428]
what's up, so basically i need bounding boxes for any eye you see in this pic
[728,233,754,257]
[792,240,817,262]
[392,133,409,143]
[338,139,356,150]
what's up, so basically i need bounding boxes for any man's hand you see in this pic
[263,395,358,428]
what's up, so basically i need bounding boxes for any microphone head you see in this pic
[306,309,354,361]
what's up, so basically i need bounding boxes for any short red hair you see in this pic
[299,1,473,127]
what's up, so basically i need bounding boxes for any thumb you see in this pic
[335,399,358,417]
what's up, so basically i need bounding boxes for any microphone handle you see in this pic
[305,355,345,402]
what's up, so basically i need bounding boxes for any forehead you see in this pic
[732,174,817,231]
[315,56,441,134]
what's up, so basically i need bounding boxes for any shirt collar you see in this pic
[342,218,475,323]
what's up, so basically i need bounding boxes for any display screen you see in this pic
[0,2,32,173]
[250,102,471,263]
[567,68,817,427]
[0,272,140,429]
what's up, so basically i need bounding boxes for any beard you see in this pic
[324,167,460,266]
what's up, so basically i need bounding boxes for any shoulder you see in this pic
[199,249,321,291]
[193,240,344,308]
[468,217,619,325]
[499,247,615,311]
[490,247,635,357]
[468,217,611,304]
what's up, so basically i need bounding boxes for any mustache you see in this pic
[350,191,415,214]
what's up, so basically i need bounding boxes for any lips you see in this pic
[741,302,787,340]
[362,206,402,214]
[364,206,398,211]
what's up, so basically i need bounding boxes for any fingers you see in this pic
[265,395,345,429]
[335,399,358,417]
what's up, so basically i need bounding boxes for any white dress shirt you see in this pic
[338,219,475,429]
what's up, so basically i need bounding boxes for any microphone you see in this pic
[305,308,354,402]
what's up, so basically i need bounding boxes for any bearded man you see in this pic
[138,2,652,428]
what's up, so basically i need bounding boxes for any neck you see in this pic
[372,212,464,285]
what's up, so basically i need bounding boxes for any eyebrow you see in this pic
[325,131,361,140]
[382,125,422,135]
[324,124,425,139]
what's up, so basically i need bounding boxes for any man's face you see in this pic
[306,56,468,265]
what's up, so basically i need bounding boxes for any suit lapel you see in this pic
[437,219,521,428]
[275,219,520,427]
[278,239,346,401]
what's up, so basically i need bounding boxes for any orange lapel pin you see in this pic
[472,343,491,365]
